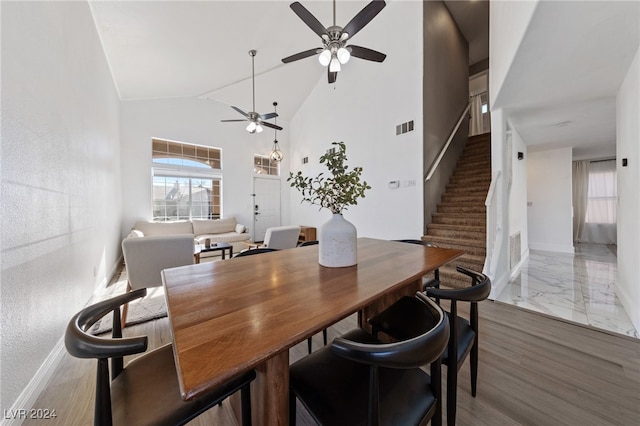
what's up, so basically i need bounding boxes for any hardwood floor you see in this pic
[26,300,640,425]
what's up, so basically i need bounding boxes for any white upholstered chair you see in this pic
[262,226,301,250]
[121,234,195,328]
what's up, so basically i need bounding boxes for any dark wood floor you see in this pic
[26,299,640,425]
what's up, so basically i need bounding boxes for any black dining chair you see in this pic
[65,288,255,426]
[368,266,491,426]
[289,292,450,426]
[233,247,279,257]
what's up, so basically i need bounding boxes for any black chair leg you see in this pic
[322,329,327,346]
[289,391,297,426]
[307,337,312,354]
[447,363,457,426]
[471,341,479,397]
[241,383,252,426]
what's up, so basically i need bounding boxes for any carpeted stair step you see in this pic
[431,212,485,226]
[439,266,478,289]
[454,162,491,179]
[451,169,491,180]
[444,184,490,195]
[441,193,487,204]
[449,174,491,185]
[422,236,487,257]
[426,224,485,240]
[455,159,492,173]
[437,203,486,214]
[432,254,486,290]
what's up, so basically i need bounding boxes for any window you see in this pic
[254,155,279,176]
[152,139,222,221]
[585,159,616,224]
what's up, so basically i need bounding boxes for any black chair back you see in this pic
[333,293,449,369]
[233,247,279,257]
[65,288,255,426]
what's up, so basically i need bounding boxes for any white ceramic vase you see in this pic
[318,213,357,267]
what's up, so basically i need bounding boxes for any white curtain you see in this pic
[572,160,589,242]
[469,94,484,136]
[582,159,617,244]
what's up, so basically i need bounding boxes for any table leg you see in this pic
[231,350,289,425]
[222,249,226,260]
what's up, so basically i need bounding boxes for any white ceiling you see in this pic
[89,1,638,159]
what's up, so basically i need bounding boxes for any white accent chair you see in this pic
[262,226,301,250]
[121,234,195,328]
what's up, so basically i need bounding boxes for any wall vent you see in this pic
[510,232,521,270]
[396,120,414,135]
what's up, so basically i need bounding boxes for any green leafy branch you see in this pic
[288,142,371,214]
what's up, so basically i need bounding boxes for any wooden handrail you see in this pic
[424,103,471,182]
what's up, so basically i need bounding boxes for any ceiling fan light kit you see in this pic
[282,0,387,83]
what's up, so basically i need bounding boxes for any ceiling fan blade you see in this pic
[260,112,278,120]
[342,0,386,40]
[290,2,329,38]
[231,106,249,118]
[349,45,387,62]
[328,69,338,84]
[261,121,283,131]
[282,48,322,64]
[221,119,247,122]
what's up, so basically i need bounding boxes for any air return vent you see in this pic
[510,232,521,270]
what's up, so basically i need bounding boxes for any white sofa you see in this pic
[130,217,250,256]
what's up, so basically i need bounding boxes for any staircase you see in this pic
[425,132,491,289]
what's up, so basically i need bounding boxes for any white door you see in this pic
[253,177,281,242]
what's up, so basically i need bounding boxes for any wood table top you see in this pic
[162,237,463,401]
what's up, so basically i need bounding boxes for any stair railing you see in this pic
[424,103,471,181]
[484,170,502,277]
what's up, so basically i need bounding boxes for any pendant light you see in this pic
[269,101,284,162]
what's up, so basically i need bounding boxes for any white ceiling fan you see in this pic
[221,50,282,134]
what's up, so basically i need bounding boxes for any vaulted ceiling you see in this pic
[89,0,638,159]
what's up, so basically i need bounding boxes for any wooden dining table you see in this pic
[162,237,464,425]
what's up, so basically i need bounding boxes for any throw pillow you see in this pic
[235,224,246,234]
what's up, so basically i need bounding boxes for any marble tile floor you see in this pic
[495,243,638,338]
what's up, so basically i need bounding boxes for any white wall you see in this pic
[489,0,539,108]
[1,1,121,410]
[616,46,640,331]
[527,147,574,253]
[508,127,529,266]
[288,0,423,239]
[120,97,291,239]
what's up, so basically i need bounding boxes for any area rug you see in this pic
[90,270,168,335]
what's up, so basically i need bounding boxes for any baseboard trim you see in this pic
[3,256,124,425]
[528,242,575,254]
[488,270,510,300]
[2,337,66,426]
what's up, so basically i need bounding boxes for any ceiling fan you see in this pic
[282,0,387,84]
[221,50,282,134]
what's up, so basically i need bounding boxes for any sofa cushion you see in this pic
[133,221,193,236]
[192,217,237,236]
[195,232,250,245]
